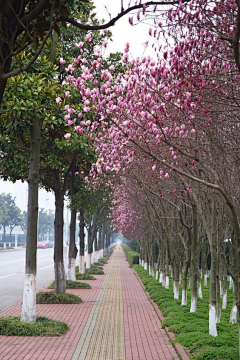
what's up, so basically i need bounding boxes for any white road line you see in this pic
[39,265,53,270]
[0,273,17,280]
[0,265,52,279]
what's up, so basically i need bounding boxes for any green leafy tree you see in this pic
[0,57,60,323]
[0,193,22,241]
[38,209,54,241]
[0,0,169,102]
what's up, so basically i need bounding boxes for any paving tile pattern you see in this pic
[0,262,111,360]
[0,248,180,360]
[84,250,125,360]
[120,249,178,360]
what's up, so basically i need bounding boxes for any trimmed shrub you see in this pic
[76,273,96,280]
[36,292,82,304]
[88,267,104,275]
[0,316,68,336]
[48,280,91,289]
[134,264,238,360]
[122,244,139,267]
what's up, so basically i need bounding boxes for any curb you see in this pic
[132,268,190,360]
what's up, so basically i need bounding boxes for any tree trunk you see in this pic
[3,226,6,242]
[79,208,85,274]
[209,194,218,337]
[222,265,228,309]
[165,249,169,289]
[173,261,180,300]
[67,207,77,281]
[190,205,198,313]
[21,119,41,323]
[182,249,190,306]
[54,186,66,293]
[156,253,160,280]
[216,230,221,323]
[144,247,148,271]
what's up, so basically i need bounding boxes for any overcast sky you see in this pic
[93,0,155,58]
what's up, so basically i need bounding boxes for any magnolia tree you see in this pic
[61,0,240,344]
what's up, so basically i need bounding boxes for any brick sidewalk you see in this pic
[0,248,182,360]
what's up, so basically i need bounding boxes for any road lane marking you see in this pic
[39,265,53,270]
[0,273,17,280]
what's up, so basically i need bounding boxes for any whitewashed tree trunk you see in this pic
[21,274,36,323]
[165,275,169,289]
[79,255,85,274]
[190,295,197,313]
[173,280,179,299]
[150,266,154,277]
[67,257,76,281]
[63,245,68,272]
[204,274,208,287]
[220,280,223,297]
[151,266,155,277]
[229,304,237,323]
[159,271,163,283]
[141,259,144,267]
[86,254,92,269]
[139,258,142,265]
[181,289,187,306]
[216,309,221,324]
[198,281,203,299]
[222,290,227,309]
[229,276,233,290]
[162,271,166,287]
[209,305,218,337]
[155,270,159,280]
[144,262,148,271]
[149,265,152,276]
[21,119,40,323]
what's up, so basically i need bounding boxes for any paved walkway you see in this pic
[0,248,180,360]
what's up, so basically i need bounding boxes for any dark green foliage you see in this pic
[0,316,68,336]
[97,258,108,265]
[88,266,104,275]
[75,273,96,280]
[122,244,139,267]
[134,265,238,360]
[48,280,91,289]
[36,292,82,304]
[123,239,140,253]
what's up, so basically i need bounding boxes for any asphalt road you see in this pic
[0,248,54,312]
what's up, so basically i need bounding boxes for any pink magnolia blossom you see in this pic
[85,34,92,42]
[76,42,84,49]
[64,133,71,140]
[56,97,62,104]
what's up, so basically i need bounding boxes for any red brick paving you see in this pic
[0,260,111,360]
[0,249,184,360]
[120,249,179,360]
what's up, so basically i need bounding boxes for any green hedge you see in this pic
[122,244,139,267]
[134,265,238,360]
